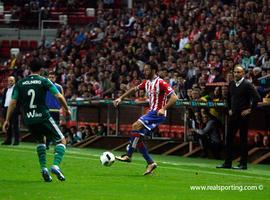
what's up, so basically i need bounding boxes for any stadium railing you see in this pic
[64,99,227,140]
[64,99,270,140]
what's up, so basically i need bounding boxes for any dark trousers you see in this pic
[3,107,20,144]
[225,112,249,166]
[198,134,221,159]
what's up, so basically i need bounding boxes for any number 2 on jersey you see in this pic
[28,89,37,108]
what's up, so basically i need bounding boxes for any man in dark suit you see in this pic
[1,76,20,145]
[217,65,260,170]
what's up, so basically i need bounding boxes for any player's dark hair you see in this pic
[48,71,56,76]
[146,62,158,72]
[29,58,44,72]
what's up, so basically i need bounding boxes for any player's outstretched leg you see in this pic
[137,141,157,175]
[42,168,52,182]
[116,131,140,162]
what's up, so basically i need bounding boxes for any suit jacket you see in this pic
[228,79,261,113]
[1,88,8,109]
[1,87,20,113]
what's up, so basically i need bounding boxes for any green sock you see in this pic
[53,144,66,166]
[36,144,47,169]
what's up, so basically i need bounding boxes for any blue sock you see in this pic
[137,141,153,164]
[127,137,139,157]
[127,131,141,157]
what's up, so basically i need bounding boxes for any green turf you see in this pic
[0,142,269,200]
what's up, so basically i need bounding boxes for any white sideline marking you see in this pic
[1,147,270,181]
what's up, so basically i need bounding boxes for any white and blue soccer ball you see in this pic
[100,151,115,166]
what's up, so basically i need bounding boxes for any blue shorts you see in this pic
[138,110,166,135]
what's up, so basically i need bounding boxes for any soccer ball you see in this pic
[100,151,115,166]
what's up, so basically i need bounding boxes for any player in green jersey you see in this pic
[2,58,71,182]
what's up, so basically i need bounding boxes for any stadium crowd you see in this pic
[5,0,270,100]
[1,0,270,149]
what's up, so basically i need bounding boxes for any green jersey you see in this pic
[12,74,59,125]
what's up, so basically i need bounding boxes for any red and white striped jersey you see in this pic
[136,76,174,111]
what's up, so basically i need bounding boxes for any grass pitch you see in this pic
[0,142,269,200]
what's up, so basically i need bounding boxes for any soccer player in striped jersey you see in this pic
[113,63,178,175]
[2,58,71,182]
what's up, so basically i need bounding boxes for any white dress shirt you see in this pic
[4,85,14,107]
[235,77,244,87]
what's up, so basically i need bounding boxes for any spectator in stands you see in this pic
[226,72,234,83]
[261,53,270,70]
[99,71,114,98]
[90,125,97,135]
[217,65,260,170]
[212,68,226,83]
[221,86,229,101]
[186,88,193,100]
[74,28,86,47]
[191,87,201,100]
[253,132,263,148]
[67,0,76,11]
[90,28,105,45]
[187,107,204,143]
[192,113,222,159]
[11,4,20,19]
[211,86,222,101]
[177,75,187,99]
[40,6,50,21]
[96,123,106,136]
[9,54,17,69]
[70,126,82,144]
[252,67,262,87]
[83,125,94,139]
[262,135,270,149]
[1,76,20,145]
[208,86,224,121]
[263,91,270,103]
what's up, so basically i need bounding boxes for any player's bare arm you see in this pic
[158,92,178,116]
[113,87,137,107]
[54,93,71,117]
